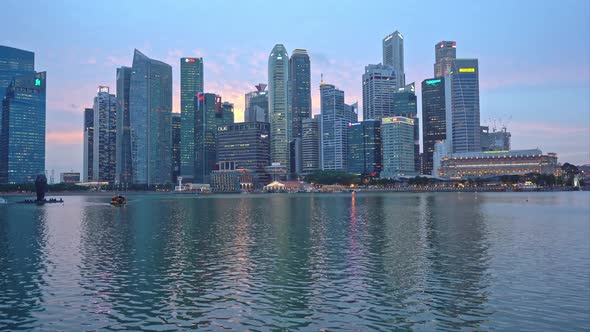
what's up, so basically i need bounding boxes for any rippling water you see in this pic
[0,192,588,331]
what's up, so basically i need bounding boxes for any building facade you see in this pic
[0,46,34,102]
[439,149,559,179]
[245,84,268,122]
[172,112,181,183]
[383,31,405,86]
[60,172,80,183]
[301,116,320,175]
[268,44,290,168]
[481,126,511,151]
[289,49,311,140]
[83,107,94,182]
[129,49,173,185]
[381,116,415,178]
[445,58,481,154]
[434,41,456,78]
[393,83,420,173]
[347,120,382,177]
[92,86,117,182]
[422,77,446,175]
[362,63,397,120]
[115,66,132,185]
[216,122,270,187]
[180,57,204,180]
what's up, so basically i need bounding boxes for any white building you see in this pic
[381,116,415,178]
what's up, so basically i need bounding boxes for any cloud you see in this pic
[47,129,83,144]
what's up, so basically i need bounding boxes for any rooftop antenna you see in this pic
[320,73,324,85]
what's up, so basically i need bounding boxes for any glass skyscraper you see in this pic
[445,59,480,153]
[0,46,34,102]
[172,113,181,183]
[0,72,46,184]
[362,63,398,120]
[393,83,420,173]
[92,86,117,182]
[382,31,405,86]
[268,44,290,168]
[83,107,94,182]
[245,84,268,123]
[434,41,456,78]
[115,66,132,185]
[347,120,382,177]
[180,57,204,181]
[381,117,415,178]
[421,77,446,175]
[289,49,311,139]
[301,116,320,175]
[129,49,173,185]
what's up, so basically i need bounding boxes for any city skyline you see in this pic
[1,0,588,175]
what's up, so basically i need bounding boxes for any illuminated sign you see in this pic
[217,126,227,132]
[425,79,441,85]
[98,86,109,93]
[260,134,268,138]
[459,67,476,73]
[185,58,196,63]
[348,122,361,127]
[35,78,41,86]
[483,150,510,154]
[382,117,414,125]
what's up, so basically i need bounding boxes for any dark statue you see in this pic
[35,174,47,201]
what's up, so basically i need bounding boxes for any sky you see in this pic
[1,0,589,175]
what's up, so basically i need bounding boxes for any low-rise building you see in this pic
[60,172,81,183]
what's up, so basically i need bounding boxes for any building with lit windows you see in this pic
[268,44,290,168]
[172,113,181,183]
[115,66,132,185]
[302,116,320,175]
[422,77,446,175]
[393,83,420,173]
[289,49,311,139]
[381,116,415,178]
[83,107,94,182]
[362,63,398,120]
[438,149,559,179]
[481,126,511,151]
[434,41,456,78]
[180,57,204,181]
[347,120,381,177]
[245,84,268,122]
[60,172,80,183]
[0,46,34,102]
[382,31,405,86]
[92,86,117,182]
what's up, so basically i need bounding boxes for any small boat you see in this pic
[110,195,127,206]
[0,197,6,204]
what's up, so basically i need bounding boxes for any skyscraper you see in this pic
[289,49,311,139]
[83,107,94,182]
[319,83,357,171]
[180,57,204,181]
[381,116,415,178]
[421,77,446,175]
[245,84,269,123]
[434,41,456,78]
[172,112,181,183]
[92,86,117,182]
[382,31,405,86]
[445,58,480,153]
[301,116,320,175]
[0,72,46,184]
[129,49,173,185]
[0,46,34,101]
[393,83,420,173]
[268,44,290,168]
[115,66,132,185]
[347,120,382,177]
[362,63,398,121]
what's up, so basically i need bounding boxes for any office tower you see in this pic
[180,57,204,180]
[245,84,269,122]
[347,120,382,177]
[393,83,420,173]
[434,41,456,78]
[92,86,117,182]
[115,66,132,185]
[382,31,405,86]
[481,126,511,151]
[129,49,173,185]
[381,116,415,178]
[289,49,311,139]
[301,116,320,175]
[172,113,181,183]
[289,138,302,175]
[0,46,34,101]
[194,93,233,183]
[362,64,398,120]
[216,122,271,187]
[83,108,94,182]
[445,58,480,153]
[421,77,446,175]
[320,82,356,171]
[268,44,290,168]
[0,72,46,184]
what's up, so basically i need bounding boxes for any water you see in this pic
[0,192,588,331]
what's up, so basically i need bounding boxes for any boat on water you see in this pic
[110,195,127,206]
[0,197,6,204]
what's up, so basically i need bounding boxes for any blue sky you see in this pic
[1,0,589,175]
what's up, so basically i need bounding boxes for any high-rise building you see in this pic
[289,49,311,139]
[194,93,233,183]
[381,116,415,178]
[268,44,290,168]
[180,57,204,181]
[245,84,268,122]
[129,49,173,185]
[115,66,132,185]
[0,46,34,101]
[319,83,357,171]
[172,113,181,183]
[445,58,480,153]
[301,116,320,175]
[83,107,94,182]
[0,72,46,184]
[383,31,405,86]
[216,122,271,187]
[434,41,456,78]
[92,86,117,182]
[421,77,446,175]
[362,63,398,121]
[481,126,511,151]
[347,120,382,177]
[393,83,420,173]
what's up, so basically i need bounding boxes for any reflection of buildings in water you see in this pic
[0,206,48,329]
[422,194,492,330]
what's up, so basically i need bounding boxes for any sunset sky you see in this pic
[1,0,589,175]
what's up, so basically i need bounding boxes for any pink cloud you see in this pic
[47,130,83,144]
